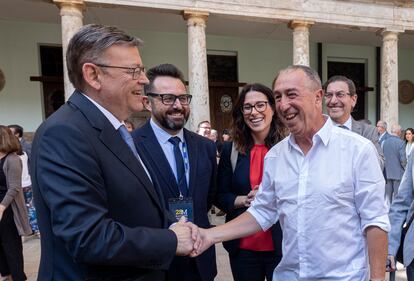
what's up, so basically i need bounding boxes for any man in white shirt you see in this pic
[324,75,384,169]
[193,65,389,281]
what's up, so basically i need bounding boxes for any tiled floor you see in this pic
[15,214,408,281]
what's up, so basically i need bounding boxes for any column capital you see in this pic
[289,20,314,30]
[377,26,404,38]
[183,10,209,25]
[53,0,85,11]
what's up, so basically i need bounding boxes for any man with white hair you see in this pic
[377,120,390,146]
[383,124,407,205]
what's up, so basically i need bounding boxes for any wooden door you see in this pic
[209,82,240,141]
[328,61,369,121]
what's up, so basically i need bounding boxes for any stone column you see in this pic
[289,20,314,66]
[379,28,402,126]
[54,0,85,100]
[183,10,209,131]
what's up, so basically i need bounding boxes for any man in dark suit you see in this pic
[383,124,407,205]
[132,64,217,281]
[324,75,384,169]
[30,24,197,281]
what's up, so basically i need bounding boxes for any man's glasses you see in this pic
[146,93,192,105]
[95,64,145,80]
[324,91,352,100]
[241,101,268,114]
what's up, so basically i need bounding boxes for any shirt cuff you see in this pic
[361,214,390,234]
[246,206,272,231]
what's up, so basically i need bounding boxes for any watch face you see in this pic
[0,68,5,92]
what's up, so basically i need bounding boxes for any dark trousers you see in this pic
[0,207,27,281]
[167,257,203,281]
[407,260,414,281]
[229,249,281,281]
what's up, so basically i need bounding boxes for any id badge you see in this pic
[168,197,194,222]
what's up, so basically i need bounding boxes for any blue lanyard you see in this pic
[181,141,190,179]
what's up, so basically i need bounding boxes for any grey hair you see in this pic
[377,120,388,130]
[390,124,401,135]
[323,75,357,96]
[272,65,322,91]
[66,24,143,91]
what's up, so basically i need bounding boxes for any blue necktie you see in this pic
[338,125,349,130]
[118,125,153,181]
[119,125,140,158]
[168,136,188,197]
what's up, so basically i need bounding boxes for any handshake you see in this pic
[169,216,213,257]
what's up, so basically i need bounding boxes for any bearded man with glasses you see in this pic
[324,75,384,169]
[132,63,218,281]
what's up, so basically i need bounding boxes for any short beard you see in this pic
[160,109,189,131]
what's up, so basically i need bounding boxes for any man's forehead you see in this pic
[273,70,304,92]
[326,80,349,91]
[153,76,186,91]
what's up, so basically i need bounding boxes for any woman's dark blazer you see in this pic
[215,141,283,256]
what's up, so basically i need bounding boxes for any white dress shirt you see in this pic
[150,118,190,185]
[248,117,390,281]
[332,115,352,130]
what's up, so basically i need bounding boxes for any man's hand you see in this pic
[170,216,199,256]
[191,228,214,257]
[0,204,5,222]
[386,255,396,272]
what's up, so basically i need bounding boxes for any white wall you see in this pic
[0,20,61,131]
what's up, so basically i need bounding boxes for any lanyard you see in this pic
[178,141,189,199]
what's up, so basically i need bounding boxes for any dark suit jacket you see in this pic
[351,118,385,169]
[383,135,407,180]
[31,92,177,281]
[132,121,217,281]
[215,142,283,257]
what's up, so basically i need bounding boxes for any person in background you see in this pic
[210,129,223,156]
[405,128,414,159]
[323,75,384,169]
[215,83,285,281]
[382,124,407,206]
[0,125,32,281]
[124,119,135,132]
[8,125,31,160]
[197,120,212,139]
[222,129,231,142]
[16,142,39,236]
[377,120,391,146]
[387,152,414,281]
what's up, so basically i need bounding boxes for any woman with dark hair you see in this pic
[0,125,31,281]
[215,83,286,281]
[405,128,414,159]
